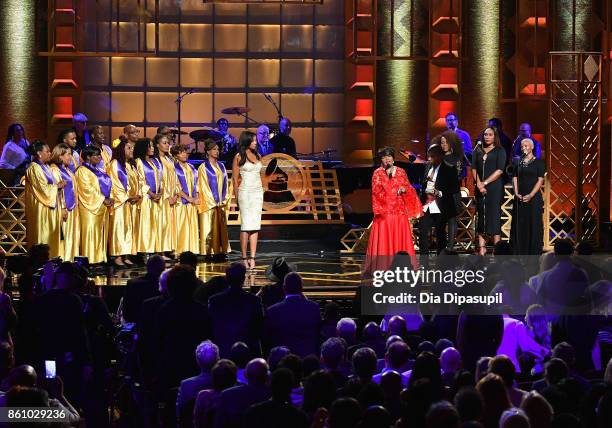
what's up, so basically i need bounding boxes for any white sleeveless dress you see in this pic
[238,161,264,231]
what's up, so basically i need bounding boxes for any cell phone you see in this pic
[44,360,56,379]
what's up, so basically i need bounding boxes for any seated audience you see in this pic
[488,355,527,407]
[372,341,411,387]
[194,359,237,428]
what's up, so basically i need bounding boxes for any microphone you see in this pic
[186,88,196,95]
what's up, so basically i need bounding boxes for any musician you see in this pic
[24,141,62,257]
[72,112,90,153]
[256,124,273,156]
[90,125,113,172]
[418,144,460,255]
[50,143,80,262]
[512,123,541,161]
[445,112,473,164]
[473,126,506,255]
[216,118,238,158]
[198,140,232,258]
[75,145,114,264]
[510,138,544,255]
[271,118,297,158]
[365,147,422,271]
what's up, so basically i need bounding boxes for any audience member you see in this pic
[426,400,460,428]
[488,355,527,407]
[209,263,264,357]
[194,275,228,306]
[229,342,251,385]
[321,302,341,342]
[177,340,219,426]
[454,387,483,423]
[193,359,237,428]
[257,257,296,308]
[362,322,386,358]
[123,255,165,323]
[328,397,362,428]
[441,347,462,387]
[320,337,349,388]
[341,347,378,398]
[267,346,290,372]
[264,273,321,357]
[499,408,530,428]
[302,370,336,422]
[213,358,271,428]
[372,341,410,387]
[476,373,511,428]
[520,391,553,428]
[155,265,211,394]
[244,368,308,428]
[532,358,568,393]
[277,353,304,407]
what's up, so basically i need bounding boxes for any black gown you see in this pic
[510,158,544,255]
[473,146,506,235]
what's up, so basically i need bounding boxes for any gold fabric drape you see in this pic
[175,162,200,254]
[75,166,109,264]
[24,163,61,257]
[197,161,231,256]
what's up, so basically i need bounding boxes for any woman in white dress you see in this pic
[232,131,264,269]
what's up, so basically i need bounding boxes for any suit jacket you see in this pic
[213,383,271,428]
[419,161,460,220]
[209,288,265,357]
[176,371,213,426]
[124,273,161,323]
[264,296,321,357]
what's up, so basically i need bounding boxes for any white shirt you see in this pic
[0,140,28,169]
[423,164,441,214]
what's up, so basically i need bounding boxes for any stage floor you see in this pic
[91,241,363,310]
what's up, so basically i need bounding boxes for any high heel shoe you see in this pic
[248,257,256,270]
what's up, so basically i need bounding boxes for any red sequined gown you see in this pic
[366,166,422,272]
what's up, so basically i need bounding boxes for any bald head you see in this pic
[245,358,269,385]
[6,365,37,388]
[440,347,462,373]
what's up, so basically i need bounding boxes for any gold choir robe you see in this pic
[107,160,136,256]
[197,160,231,255]
[157,155,177,253]
[75,165,110,264]
[97,144,113,172]
[133,158,159,254]
[174,162,200,254]
[50,164,80,261]
[24,162,61,257]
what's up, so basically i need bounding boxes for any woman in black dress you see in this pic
[472,127,506,255]
[510,138,544,255]
[434,130,464,250]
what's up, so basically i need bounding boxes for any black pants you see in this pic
[418,211,447,255]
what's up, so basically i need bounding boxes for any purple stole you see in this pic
[116,161,129,192]
[58,165,76,211]
[34,160,56,185]
[142,159,160,197]
[175,162,198,205]
[83,163,112,199]
[203,160,227,204]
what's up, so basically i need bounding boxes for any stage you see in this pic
[91,240,363,315]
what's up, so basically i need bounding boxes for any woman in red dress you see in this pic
[366,147,423,272]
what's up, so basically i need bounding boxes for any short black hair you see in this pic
[427,144,445,157]
[179,251,198,268]
[554,238,574,256]
[377,146,395,159]
[81,144,101,163]
[166,264,197,300]
[57,129,75,145]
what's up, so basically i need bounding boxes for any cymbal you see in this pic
[189,129,223,141]
[221,106,251,115]
[169,128,187,135]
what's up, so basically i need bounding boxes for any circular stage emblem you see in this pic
[260,153,307,211]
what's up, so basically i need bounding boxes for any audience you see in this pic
[488,355,528,407]
[193,359,237,428]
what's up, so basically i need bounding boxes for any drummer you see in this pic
[216,118,238,163]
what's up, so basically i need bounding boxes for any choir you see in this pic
[23,127,232,266]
